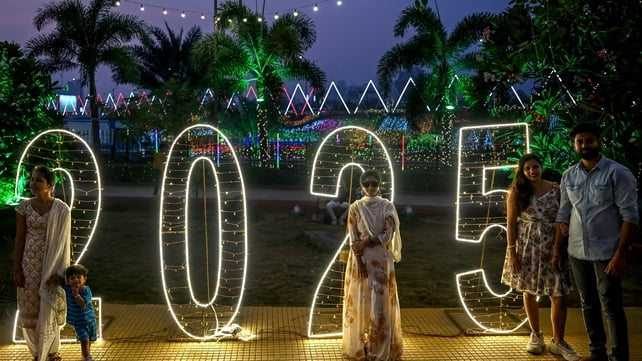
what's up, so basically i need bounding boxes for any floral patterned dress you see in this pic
[501,183,572,296]
[16,200,50,328]
[343,196,403,361]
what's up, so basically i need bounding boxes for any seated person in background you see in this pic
[327,186,350,226]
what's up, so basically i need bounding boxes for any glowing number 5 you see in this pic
[455,123,530,333]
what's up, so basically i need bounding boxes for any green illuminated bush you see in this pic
[0,41,63,205]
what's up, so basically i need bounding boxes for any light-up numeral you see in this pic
[159,124,247,340]
[307,125,395,338]
[13,129,103,342]
[455,123,530,333]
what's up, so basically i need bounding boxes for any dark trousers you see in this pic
[569,256,629,361]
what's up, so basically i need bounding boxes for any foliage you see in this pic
[475,0,642,176]
[114,80,204,146]
[27,0,145,152]
[0,41,63,203]
[122,22,206,90]
[192,2,326,166]
[377,2,495,134]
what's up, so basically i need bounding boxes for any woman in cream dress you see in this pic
[342,170,402,361]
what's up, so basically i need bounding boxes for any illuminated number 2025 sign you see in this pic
[14,122,533,341]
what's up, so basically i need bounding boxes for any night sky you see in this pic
[2,0,509,91]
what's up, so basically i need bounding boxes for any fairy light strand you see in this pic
[116,0,346,21]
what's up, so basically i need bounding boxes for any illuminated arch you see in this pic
[12,129,103,342]
[455,123,531,333]
[159,124,248,340]
[307,125,395,338]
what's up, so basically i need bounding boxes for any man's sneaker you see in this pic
[549,338,582,361]
[526,331,545,354]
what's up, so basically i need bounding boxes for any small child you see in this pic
[64,264,96,361]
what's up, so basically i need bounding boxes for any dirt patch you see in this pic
[2,197,641,309]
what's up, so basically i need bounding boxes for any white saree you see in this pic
[342,195,402,361]
[17,198,71,360]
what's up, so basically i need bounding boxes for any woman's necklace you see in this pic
[31,197,54,215]
[532,181,548,197]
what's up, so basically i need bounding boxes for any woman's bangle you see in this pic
[507,245,516,249]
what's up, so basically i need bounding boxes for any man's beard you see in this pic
[581,148,600,160]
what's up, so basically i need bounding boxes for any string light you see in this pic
[454,123,533,333]
[115,0,346,22]
[274,13,279,20]
[307,126,395,338]
[12,129,103,343]
[181,11,186,18]
[159,124,248,340]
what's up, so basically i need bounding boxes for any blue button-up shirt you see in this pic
[556,156,639,260]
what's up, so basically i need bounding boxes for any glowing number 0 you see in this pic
[455,123,530,333]
[159,124,248,340]
[306,126,395,338]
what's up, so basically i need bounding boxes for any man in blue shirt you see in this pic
[553,123,639,361]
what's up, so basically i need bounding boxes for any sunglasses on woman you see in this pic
[362,181,379,188]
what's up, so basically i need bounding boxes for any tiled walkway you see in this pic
[2,305,642,360]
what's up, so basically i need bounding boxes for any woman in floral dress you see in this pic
[501,154,580,360]
[342,170,402,361]
[13,165,71,361]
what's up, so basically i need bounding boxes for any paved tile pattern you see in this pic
[1,305,642,360]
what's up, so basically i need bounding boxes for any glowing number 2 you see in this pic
[455,123,531,333]
[306,125,395,338]
[13,129,103,342]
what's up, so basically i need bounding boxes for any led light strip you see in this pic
[455,123,531,332]
[12,129,103,342]
[307,125,394,338]
[159,124,248,340]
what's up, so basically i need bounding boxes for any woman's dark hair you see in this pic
[66,263,89,279]
[359,170,380,185]
[33,165,55,186]
[510,154,542,214]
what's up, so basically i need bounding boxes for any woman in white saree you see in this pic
[13,165,71,361]
[342,170,402,361]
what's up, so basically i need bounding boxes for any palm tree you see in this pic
[377,2,494,133]
[126,22,205,90]
[28,0,145,153]
[193,2,326,166]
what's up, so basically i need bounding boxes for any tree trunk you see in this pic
[89,74,101,156]
[257,107,269,166]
